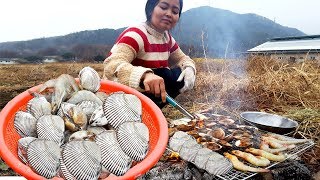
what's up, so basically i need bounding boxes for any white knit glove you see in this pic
[177,67,195,93]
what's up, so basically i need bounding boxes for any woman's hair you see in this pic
[145,0,183,22]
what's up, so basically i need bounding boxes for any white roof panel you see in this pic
[248,38,320,52]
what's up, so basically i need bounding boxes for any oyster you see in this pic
[117,122,149,161]
[36,115,65,146]
[95,130,132,176]
[103,92,142,128]
[27,139,61,179]
[79,66,101,92]
[207,128,226,140]
[58,102,88,132]
[14,111,37,137]
[61,141,102,180]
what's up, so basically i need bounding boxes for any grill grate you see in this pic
[215,140,315,180]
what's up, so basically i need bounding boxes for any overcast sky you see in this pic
[0,0,319,43]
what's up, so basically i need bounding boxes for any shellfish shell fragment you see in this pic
[62,141,102,180]
[36,115,65,146]
[103,92,142,128]
[14,111,37,137]
[79,66,101,92]
[27,139,61,179]
[95,130,132,176]
[117,122,149,161]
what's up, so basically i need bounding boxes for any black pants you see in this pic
[142,68,184,109]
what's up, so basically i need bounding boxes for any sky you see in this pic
[0,0,319,43]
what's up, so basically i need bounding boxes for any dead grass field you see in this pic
[0,57,319,176]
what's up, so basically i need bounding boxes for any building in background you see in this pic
[247,35,320,62]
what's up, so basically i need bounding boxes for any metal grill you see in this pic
[215,140,315,180]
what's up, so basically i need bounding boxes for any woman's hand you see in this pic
[142,72,166,102]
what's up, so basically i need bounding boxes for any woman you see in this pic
[103,0,196,108]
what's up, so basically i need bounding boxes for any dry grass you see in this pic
[0,56,319,174]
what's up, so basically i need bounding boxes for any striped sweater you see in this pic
[103,22,196,91]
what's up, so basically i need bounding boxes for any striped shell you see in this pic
[193,148,212,169]
[205,152,233,175]
[169,131,194,152]
[67,90,102,106]
[27,96,52,119]
[117,122,149,161]
[95,130,132,176]
[103,92,142,128]
[179,138,202,162]
[17,137,37,164]
[79,66,101,92]
[14,111,37,137]
[27,139,60,179]
[36,115,65,146]
[77,100,100,119]
[61,141,102,180]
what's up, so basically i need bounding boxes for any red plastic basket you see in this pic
[0,80,168,180]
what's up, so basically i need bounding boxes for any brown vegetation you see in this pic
[0,56,319,176]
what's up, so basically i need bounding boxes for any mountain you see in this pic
[0,6,305,60]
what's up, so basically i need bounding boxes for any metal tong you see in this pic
[166,93,195,119]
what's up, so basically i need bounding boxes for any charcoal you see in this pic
[271,160,311,180]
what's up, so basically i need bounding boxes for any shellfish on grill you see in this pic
[79,66,101,92]
[14,111,37,137]
[36,115,65,146]
[67,90,102,106]
[205,151,233,175]
[61,140,102,180]
[95,130,132,176]
[169,131,194,152]
[117,122,149,161]
[27,96,52,119]
[103,92,142,128]
[27,139,61,179]
[17,137,37,164]
[179,138,202,162]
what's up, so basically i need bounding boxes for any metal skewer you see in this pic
[166,93,195,119]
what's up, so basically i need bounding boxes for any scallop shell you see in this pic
[18,137,37,164]
[62,141,101,180]
[205,152,232,175]
[36,115,65,146]
[27,96,52,119]
[117,122,149,161]
[14,111,37,137]
[27,139,60,179]
[179,138,202,162]
[58,157,75,180]
[193,148,212,169]
[103,92,141,128]
[95,130,132,176]
[79,66,101,92]
[67,90,102,105]
[169,131,194,152]
[89,106,109,126]
[77,100,100,119]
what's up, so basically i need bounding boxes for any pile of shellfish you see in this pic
[168,113,311,174]
[14,67,149,179]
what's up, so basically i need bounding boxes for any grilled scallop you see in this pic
[95,130,132,176]
[27,139,61,179]
[103,92,142,128]
[27,96,52,119]
[36,115,65,146]
[61,141,102,180]
[17,137,37,164]
[117,122,149,161]
[14,111,37,137]
[79,66,101,92]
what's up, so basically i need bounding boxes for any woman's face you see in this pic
[150,0,180,33]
